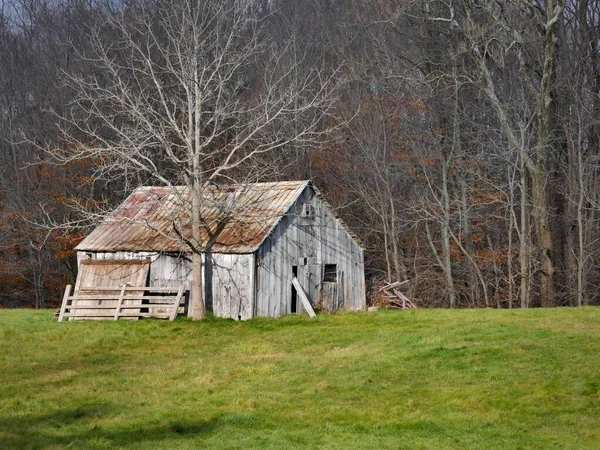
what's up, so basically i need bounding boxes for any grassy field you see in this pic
[1,308,599,449]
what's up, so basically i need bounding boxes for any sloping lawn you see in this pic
[0,307,599,449]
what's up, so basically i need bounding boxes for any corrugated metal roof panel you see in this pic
[76,181,309,254]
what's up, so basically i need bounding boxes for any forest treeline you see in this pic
[1,0,599,309]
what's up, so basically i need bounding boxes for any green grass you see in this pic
[1,308,599,449]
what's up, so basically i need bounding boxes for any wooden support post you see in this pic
[292,277,316,318]
[170,284,185,321]
[114,284,128,321]
[58,285,72,322]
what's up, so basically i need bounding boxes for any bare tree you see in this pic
[47,0,340,319]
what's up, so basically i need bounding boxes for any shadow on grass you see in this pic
[0,403,221,449]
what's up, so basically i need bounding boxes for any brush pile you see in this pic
[371,280,418,309]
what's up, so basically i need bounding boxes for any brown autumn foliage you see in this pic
[1,0,600,309]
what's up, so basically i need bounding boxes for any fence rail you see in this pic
[58,284,186,322]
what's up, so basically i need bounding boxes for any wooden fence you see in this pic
[58,284,186,322]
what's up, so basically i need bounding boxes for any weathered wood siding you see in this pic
[77,251,254,320]
[78,251,192,289]
[72,258,150,320]
[207,253,254,320]
[255,186,365,317]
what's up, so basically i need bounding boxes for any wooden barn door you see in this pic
[292,264,318,316]
[307,264,322,309]
[72,259,150,320]
[320,264,339,313]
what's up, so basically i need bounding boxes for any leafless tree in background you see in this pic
[2,0,600,309]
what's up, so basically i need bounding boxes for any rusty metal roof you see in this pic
[75,180,309,254]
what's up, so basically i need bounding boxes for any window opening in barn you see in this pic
[301,203,312,217]
[323,264,337,282]
[291,265,298,313]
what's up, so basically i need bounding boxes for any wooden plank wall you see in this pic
[78,251,254,320]
[78,251,192,290]
[72,259,150,320]
[255,186,365,317]
[78,251,193,316]
[208,253,254,320]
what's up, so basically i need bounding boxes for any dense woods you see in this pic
[1,0,599,309]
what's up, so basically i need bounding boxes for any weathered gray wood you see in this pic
[73,258,149,320]
[210,254,253,320]
[79,286,183,292]
[58,285,72,322]
[62,312,171,318]
[61,283,182,320]
[255,185,365,318]
[321,282,337,313]
[292,277,316,318]
[393,289,413,309]
[170,284,185,321]
[65,303,178,310]
[114,284,128,320]
[70,295,180,301]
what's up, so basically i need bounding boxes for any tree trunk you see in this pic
[530,169,556,307]
[576,143,587,306]
[190,251,204,319]
[387,189,407,282]
[519,143,531,308]
[452,60,480,305]
[189,187,205,320]
[189,53,205,321]
[460,163,480,304]
[441,152,456,308]
[531,0,563,308]
[507,165,518,309]
[564,135,577,306]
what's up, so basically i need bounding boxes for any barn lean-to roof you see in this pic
[76,180,311,254]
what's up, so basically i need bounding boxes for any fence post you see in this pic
[58,285,72,322]
[114,284,128,321]
[170,284,185,321]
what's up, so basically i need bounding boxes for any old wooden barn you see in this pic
[71,180,365,320]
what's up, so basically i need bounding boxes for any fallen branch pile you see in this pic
[378,280,418,309]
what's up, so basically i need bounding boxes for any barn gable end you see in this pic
[254,184,365,317]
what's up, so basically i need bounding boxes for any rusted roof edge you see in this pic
[75,182,310,254]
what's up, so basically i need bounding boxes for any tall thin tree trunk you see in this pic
[487,234,501,308]
[531,0,563,308]
[190,187,205,320]
[441,152,456,308]
[576,140,587,306]
[189,53,205,321]
[387,189,407,282]
[382,215,392,282]
[564,134,577,306]
[452,61,480,305]
[460,166,480,303]
[507,165,516,309]
[520,144,531,308]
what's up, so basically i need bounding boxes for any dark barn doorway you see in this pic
[291,265,298,313]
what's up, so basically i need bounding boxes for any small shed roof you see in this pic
[76,180,309,254]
